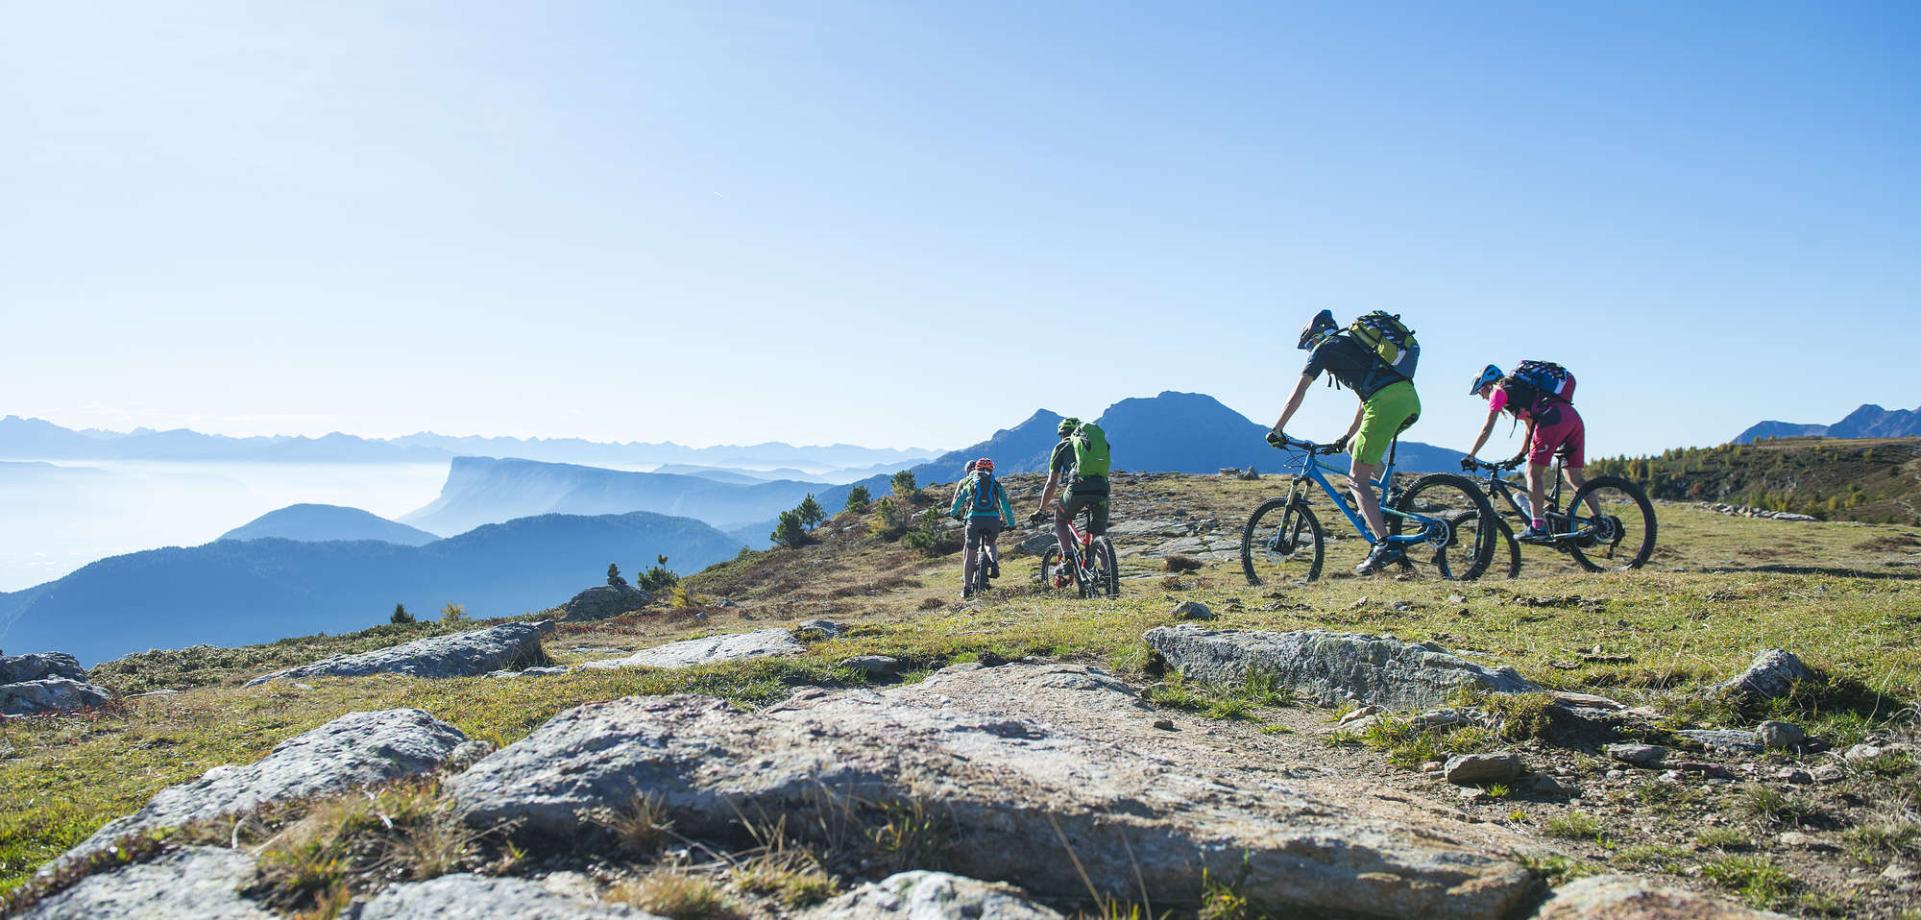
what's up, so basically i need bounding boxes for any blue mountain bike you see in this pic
[1241,435,1497,584]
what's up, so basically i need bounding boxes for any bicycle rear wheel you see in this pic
[1567,475,1657,572]
[1241,496,1324,585]
[1038,547,1064,591]
[1089,537,1120,598]
[1389,473,1496,580]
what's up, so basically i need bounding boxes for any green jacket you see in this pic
[949,472,1016,527]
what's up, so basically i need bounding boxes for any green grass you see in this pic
[1701,854,1796,910]
[4,477,1921,899]
[1542,810,1607,845]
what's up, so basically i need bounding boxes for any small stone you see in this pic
[1882,861,1916,884]
[1774,767,1815,785]
[1531,775,1572,797]
[1756,720,1806,750]
[1171,601,1215,621]
[1420,761,1444,773]
[1605,769,1626,780]
[1813,763,1845,783]
[1717,648,1815,702]
[1777,831,1835,851]
[1607,743,1668,767]
[841,655,906,678]
[1339,705,1380,725]
[1446,593,1466,605]
[1676,729,1763,752]
[1444,753,1524,785]
[1152,718,1176,731]
[1843,743,1886,763]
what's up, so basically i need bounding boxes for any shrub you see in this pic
[439,603,467,624]
[868,497,908,539]
[891,470,918,502]
[390,603,414,625]
[635,556,679,593]
[901,510,952,557]
[771,510,808,549]
[844,485,871,513]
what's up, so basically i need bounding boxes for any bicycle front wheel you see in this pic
[1241,497,1325,585]
[1491,516,1522,579]
[1567,475,1657,572]
[1390,473,1496,580]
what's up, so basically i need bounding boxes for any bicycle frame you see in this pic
[1477,458,1598,541]
[1278,446,1429,546]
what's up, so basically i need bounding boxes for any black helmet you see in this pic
[1297,309,1337,350]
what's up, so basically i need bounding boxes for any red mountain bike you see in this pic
[1034,511,1119,599]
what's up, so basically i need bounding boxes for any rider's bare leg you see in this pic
[1526,463,1549,528]
[1053,504,1077,559]
[962,537,980,588]
[1348,458,1389,542]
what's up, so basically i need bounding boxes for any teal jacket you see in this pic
[949,472,1016,527]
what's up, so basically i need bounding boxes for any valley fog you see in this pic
[0,461,451,592]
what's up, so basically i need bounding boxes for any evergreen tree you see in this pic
[797,494,826,529]
[771,509,808,548]
[891,470,918,501]
[844,485,871,513]
[390,603,414,625]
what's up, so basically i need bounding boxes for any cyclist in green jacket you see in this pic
[1266,310,1422,575]
[949,458,1016,599]
[1036,417,1111,569]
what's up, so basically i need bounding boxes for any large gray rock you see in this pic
[245,622,553,686]
[1443,753,1523,785]
[579,622,844,671]
[1716,649,1815,703]
[803,871,1062,919]
[0,652,88,684]
[1144,626,1539,710]
[354,874,657,919]
[1532,874,1788,919]
[560,584,651,621]
[21,847,269,920]
[0,678,113,717]
[62,709,466,865]
[450,662,1534,918]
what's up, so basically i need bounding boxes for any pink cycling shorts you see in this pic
[1528,403,1585,468]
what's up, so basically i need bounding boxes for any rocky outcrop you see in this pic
[1144,626,1538,710]
[1533,874,1789,919]
[62,709,466,865]
[0,652,88,684]
[0,678,113,718]
[579,622,845,671]
[20,847,268,920]
[803,871,1063,919]
[449,662,1535,918]
[1717,649,1815,703]
[560,584,651,621]
[354,874,656,919]
[244,622,553,686]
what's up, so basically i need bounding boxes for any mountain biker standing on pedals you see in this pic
[1037,417,1112,573]
[949,458,1016,600]
[1462,362,1600,542]
[1265,309,1422,575]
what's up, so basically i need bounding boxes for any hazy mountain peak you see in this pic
[219,504,439,546]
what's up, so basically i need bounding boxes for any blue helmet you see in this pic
[1469,364,1503,395]
[1297,309,1338,350]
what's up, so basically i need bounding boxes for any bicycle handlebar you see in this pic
[1266,434,1326,454]
[1464,457,1522,473]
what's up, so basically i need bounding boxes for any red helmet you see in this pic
[974,457,995,473]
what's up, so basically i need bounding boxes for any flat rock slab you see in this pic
[803,870,1063,919]
[1144,625,1539,711]
[354,874,659,919]
[579,622,844,671]
[246,622,553,685]
[450,662,1534,919]
[1533,874,1788,919]
[0,652,88,684]
[61,709,466,866]
[0,678,113,717]
[21,846,269,920]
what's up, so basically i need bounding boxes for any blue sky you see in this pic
[2,2,1915,454]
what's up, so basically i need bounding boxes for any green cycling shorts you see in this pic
[1352,380,1420,466]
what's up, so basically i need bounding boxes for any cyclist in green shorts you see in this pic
[1265,309,1422,575]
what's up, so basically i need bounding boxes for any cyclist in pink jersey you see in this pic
[1462,365,1600,542]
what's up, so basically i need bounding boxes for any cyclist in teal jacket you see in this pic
[949,458,1017,599]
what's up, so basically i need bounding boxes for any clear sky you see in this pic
[2,2,1915,454]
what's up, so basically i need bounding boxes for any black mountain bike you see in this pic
[1242,435,1497,584]
[1035,509,1119,599]
[968,536,1001,595]
[1462,457,1658,572]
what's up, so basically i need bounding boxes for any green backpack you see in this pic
[1069,422,1112,478]
[1346,311,1420,381]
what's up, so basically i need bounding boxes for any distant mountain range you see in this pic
[1734,404,1921,444]
[401,459,832,536]
[0,415,936,473]
[898,391,1468,487]
[0,511,743,665]
[219,504,439,546]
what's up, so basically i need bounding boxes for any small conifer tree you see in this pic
[797,494,826,529]
[390,603,414,625]
[771,509,808,548]
[844,485,871,513]
[891,470,918,501]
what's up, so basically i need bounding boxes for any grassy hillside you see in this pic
[1592,437,1921,525]
[3,473,1919,916]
